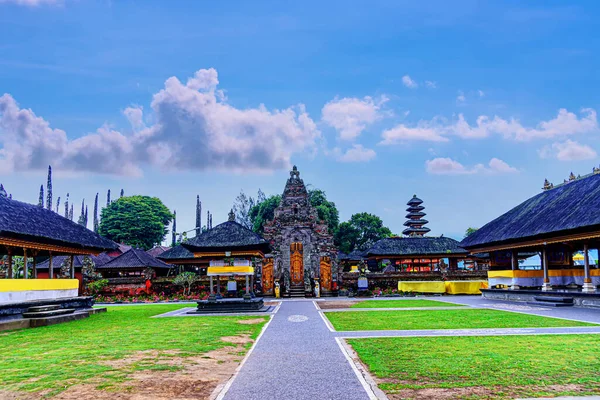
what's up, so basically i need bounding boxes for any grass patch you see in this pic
[348,335,600,398]
[326,308,597,331]
[0,305,267,396]
[351,299,464,308]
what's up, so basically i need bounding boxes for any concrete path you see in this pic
[222,301,372,400]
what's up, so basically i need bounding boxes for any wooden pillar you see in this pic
[250,274,254,294]
[6,248,12,279]
[32,253,37,279]
[542,247,551,291]
[216,276,221,295]
[23,248,28,279]
[49,252,53,279]
[70,254,75,279]
[209,275,214,294]
[582,244,594,292]
[510,250,520,290]
[245,275,249,294]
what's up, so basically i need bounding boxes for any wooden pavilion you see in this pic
[181,211,271,299]
[157,244,207,275]
[0,192,116,304]
[460,168,600,293]
[96,248,172,278]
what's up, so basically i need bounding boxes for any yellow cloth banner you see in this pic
[398,281,446,293]
[0,279,79,292]
[445,280,488,295]
[207,266,254,276]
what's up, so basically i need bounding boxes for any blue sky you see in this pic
[1,0,599,241]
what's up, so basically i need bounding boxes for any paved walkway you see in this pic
[222,301,372,400]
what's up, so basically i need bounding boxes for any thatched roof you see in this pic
[338,250,366,261]
[36,253,112,269]
[365,236,468,257]
[182,221,270,253]
[0,196,116,254]
[460,172,600,250]
[157,244,195,260]
[97,248,171,270]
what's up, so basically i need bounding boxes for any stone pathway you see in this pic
[222,300,373,400]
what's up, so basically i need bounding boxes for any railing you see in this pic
[209,259,251,267]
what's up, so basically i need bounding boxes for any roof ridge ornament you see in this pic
[228,209,236,222]
[0,184,6,198]
[542,179,553,190]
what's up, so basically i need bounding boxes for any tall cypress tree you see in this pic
[77,199,85,226]
[69,204,74,221]
[64,193,69,218]
[196,195,202,236]
[172,210,177,247]
[106,189,111,206]
[120,189,124,197]
[55,196,61,213]
[46,165,53,210]
[93,193,99,232]
[207,210,210,230]
[210,213,213,229]
[85,205,88,228]
[38,185,44,207]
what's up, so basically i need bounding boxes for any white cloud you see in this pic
[123,105,145,130]
[321,95,388,141]
[381,108,598,143]
[381,123,449,144]
[425,81,437,89]
[425,157,518,175]
[335,144,376,163]
[0,0,61,5]
[456,91,466,104]
[402,75,418,89]
[539,140,597,161]
[478,90,485,97]
[0,68,321,175]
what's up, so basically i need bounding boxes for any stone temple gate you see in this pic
[263,166,338,296]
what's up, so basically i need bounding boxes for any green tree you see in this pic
[249,194,281,234]
[464,227,478,238]
[98,196,173,250]
[334,212,392,254]
[308,189,339,234]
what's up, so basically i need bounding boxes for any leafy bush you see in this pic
[86,279,108,296]
[172,272,200,296]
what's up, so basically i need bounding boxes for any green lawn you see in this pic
[351,299,464,308]
[349,335,600,398]
[325,308,597,331]
[0,305,267,396]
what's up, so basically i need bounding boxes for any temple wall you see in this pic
[0,279,79,303]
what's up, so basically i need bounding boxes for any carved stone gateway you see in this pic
[263,166,338,295]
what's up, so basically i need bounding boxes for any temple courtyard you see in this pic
[1,297,599,400]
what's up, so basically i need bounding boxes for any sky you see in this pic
[1,0,599,241]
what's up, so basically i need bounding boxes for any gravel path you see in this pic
[222,301,372,400]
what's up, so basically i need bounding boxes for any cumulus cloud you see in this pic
[321,95,388,141]
[0,68,321,175]
[425,157,518,175]
[380,108,598,144]
[402,75,418,89]
[123,106,145,130]
[334,144,376,163]
[539,140,597,161]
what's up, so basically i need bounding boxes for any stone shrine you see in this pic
[263,166,338,296]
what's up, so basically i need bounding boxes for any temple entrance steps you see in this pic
[0,304,107,331]
[527,296,575,308]
[289,284,306,298]
[320,290,335,297]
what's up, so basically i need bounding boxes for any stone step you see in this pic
[27,304,61,312]
[22,308,76,319]
[29,311,90,328]
[526,301,573,308]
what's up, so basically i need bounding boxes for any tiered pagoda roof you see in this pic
[402,195,431,236]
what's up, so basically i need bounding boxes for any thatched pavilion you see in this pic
[461,168,600,294]
[0,193,116,304]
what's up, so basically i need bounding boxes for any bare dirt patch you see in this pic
[317,301,359,309]
[237,318,266,325]
[0,391,38,400]
[50,343,251,400]
[220,334,252,344]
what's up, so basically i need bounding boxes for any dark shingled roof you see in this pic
[146,245,170,257]
[0,196,117,252]
[407,195,423,206]
[365,236,468,257]
[157,244,195,260]
[338,249,365,261]
[460,172,600,250]
[36,253,113,269]
[183,221,270,252]
[97,248,171,269]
